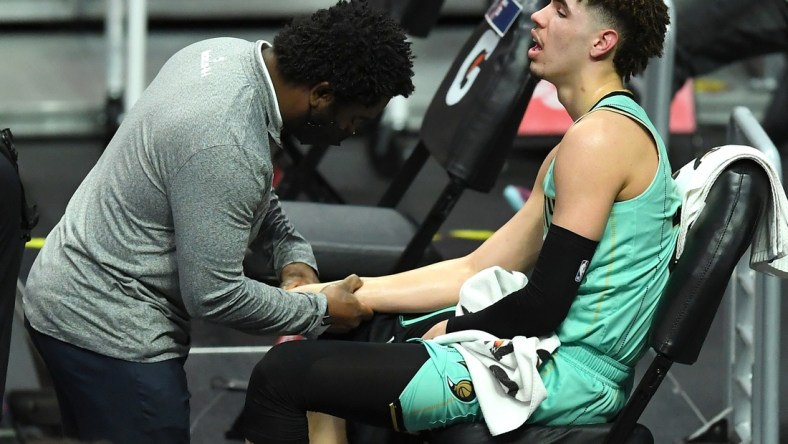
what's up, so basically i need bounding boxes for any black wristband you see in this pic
[446,224,598,338]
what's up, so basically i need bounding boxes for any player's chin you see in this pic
[528,64,544,80]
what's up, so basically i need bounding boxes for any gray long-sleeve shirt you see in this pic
[24,38,327,362]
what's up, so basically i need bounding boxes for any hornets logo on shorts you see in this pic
[447,361,476,402]
[449,378,476,402]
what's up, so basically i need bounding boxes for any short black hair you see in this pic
[273,0,415,106]
[583,0,670,82]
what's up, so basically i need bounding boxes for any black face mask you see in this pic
[291,105,354,147]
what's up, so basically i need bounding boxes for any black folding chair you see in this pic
[245,0,548,282]
[425,159,770,443]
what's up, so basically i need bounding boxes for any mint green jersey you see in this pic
[530,93,681,426]
[541,93,681,366]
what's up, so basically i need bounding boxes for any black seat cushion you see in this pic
[244,201,441,282]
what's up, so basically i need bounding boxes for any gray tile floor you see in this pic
[1,14,786,444]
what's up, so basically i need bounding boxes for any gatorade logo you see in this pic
[445,30,501,106]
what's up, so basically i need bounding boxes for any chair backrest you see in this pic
[649,159,769,364]
[604,158,771,443]
[418,0,545,193]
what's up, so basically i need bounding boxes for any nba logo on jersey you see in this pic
[485,0,523,37]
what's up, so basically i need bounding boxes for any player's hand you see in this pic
[321,274,373,333]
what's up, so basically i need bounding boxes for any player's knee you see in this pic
[250,340,313,406]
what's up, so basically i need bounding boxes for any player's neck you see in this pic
[557,74,624,120]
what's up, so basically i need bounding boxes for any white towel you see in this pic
[432,266,560,435]
[672,144,788,277]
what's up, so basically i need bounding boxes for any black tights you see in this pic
[241,340,430,444]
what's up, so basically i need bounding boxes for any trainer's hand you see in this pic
[421,320,448,340]
[280,262,319,290]
[322,274,373,333]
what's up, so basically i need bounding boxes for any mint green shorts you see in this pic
[528,343,633,425]
[395,340,483,432]
[396,341,633,431]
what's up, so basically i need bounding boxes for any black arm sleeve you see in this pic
[446,224,599,338]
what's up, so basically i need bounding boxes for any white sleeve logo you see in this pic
[200,50,225,77]
[575,260,589,282]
